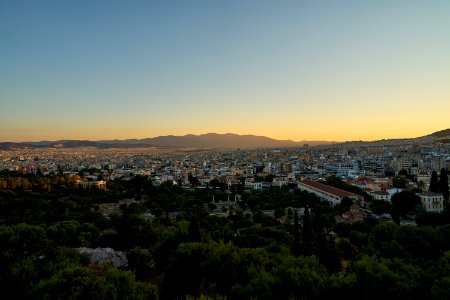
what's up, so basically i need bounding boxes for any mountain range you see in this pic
[0,129,449,150]
[0,133,332,150]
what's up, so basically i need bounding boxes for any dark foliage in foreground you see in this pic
[1,173,450,299]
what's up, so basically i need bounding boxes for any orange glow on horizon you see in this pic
[1,124,448,143]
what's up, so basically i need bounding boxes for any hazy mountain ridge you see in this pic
[1,129,448,150]
[329,128,450,148]
[111,133,331,148]
[430,129,450,138]
[0,133,332,150]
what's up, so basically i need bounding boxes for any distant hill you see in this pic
[429,129,450,138]
[102,133,333,148]
[2,129,448,150]
[330,128,450,147]
[0,133,333,150]
[102,133,332,148]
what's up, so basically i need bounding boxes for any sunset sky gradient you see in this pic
[1,1,449,142]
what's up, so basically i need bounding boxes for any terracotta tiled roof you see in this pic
[300,179,359,198]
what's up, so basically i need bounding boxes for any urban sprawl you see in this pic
[1,140,449,224]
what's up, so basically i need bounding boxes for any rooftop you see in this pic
[299,179,359,198]
[418,191,442,197]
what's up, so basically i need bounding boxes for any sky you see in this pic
[1,0,449,142]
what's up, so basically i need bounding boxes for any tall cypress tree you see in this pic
[439,168,449,201]
[292,210,300,256]
[429,171,440,193]
[302,206,313,255]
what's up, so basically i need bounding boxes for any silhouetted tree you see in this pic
[188,173,198,187]
[430,171,440,193]
[439,168,449,201]
[398,169,409,176]
[391,191,421,224]
[264,174,275,182]
[392,176,408,188]
[188,216,201,242]
[302,206,314,255]
[292,210,300,256]
[272,207,284,219]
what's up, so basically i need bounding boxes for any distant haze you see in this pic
[1,129,449,150]
[0,133,333,150]
[101,133,333,148]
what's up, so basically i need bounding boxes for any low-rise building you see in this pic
[245,178,263,190]
[76,180,106,190]
[297,179,363,205]
[369,190,390,201]
[418,192,444,213]
[272,176,289,187]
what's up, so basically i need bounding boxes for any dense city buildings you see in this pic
[1,137,449,213]
[1,136,449,299]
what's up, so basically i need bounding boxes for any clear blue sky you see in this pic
[1,1,449,142]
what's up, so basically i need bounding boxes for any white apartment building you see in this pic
[272,176,289,187]
[418,192,444,213]
[369,190,390,202]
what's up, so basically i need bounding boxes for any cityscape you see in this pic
[1,129,449,298]
[1,129,449,217]
[1,1,450,299]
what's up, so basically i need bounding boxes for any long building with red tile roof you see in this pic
[298,179,364,205]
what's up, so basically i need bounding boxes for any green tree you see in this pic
[416,180,426,191]
[336,238,355,260]
[370,200,391,215]
[372,221,404,258]
[274,207,285,219]
[105,268,159,300]
[48,220,81,247]
[392,176,408,188]
[353,256,426,299]
[338,197,354,213]
[126,247,154,280]
[390,191,420,223]
[432,251,450,299]
[78,223,100,247]
[274,255,330,299]
[398,169,409,176]
[34,265,158,300]
[34,265,111,299]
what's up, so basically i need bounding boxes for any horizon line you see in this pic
[1,130,444,144]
